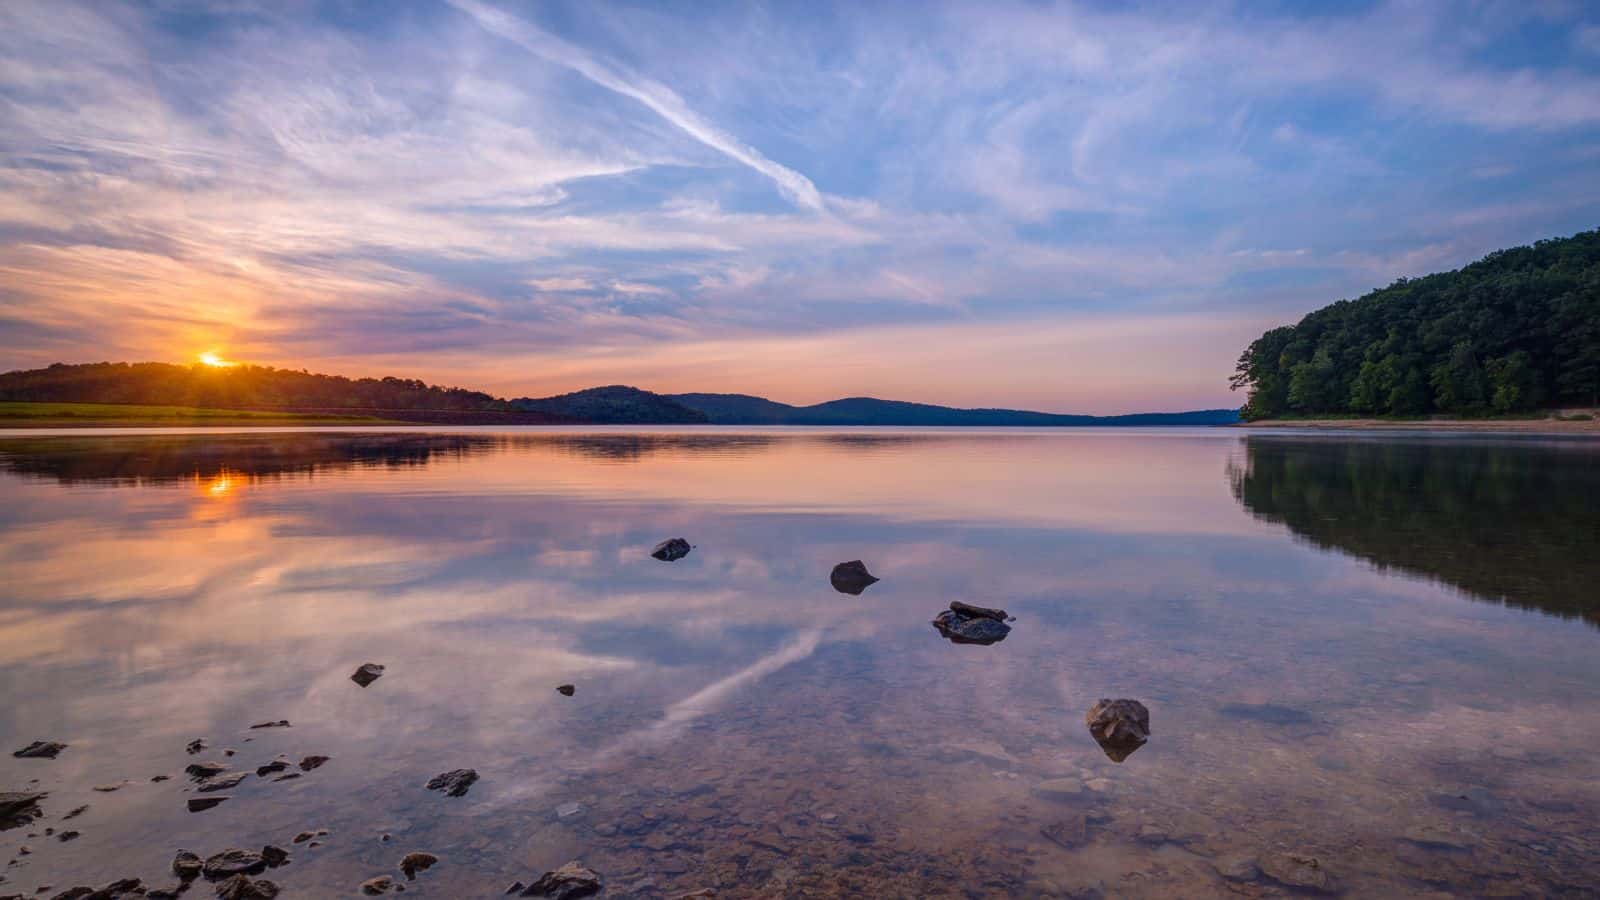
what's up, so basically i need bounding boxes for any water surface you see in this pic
[1,428,1597,897]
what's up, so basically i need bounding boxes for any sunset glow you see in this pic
[198,352,237,369]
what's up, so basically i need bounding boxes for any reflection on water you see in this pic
[0,428,1598,897]
[1230,436,1600,627]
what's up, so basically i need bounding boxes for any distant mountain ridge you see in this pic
[668,392,1239,426]
[0,362,1238,426]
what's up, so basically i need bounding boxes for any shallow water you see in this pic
[0,428,1597,897]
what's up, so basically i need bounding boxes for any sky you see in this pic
[2,0,1599,414]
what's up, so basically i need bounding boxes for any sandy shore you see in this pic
[1238,415,1600,435]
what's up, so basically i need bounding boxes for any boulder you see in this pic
[829,561,879,595]
[203,848,266,879]
[519,861,602,898]
[931,603,1012,645]
[650,538,692,562]
[12,741,66,760]
[351,663,386,688]
[400,851,438,880]
[425,769,478,798]
[1084,698,1150,762]
[172,850,203,881]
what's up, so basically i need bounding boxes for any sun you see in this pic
[198,351,238,368]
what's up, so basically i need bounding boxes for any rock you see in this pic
[53,879,141,900]
[518,861,602,898]
[360,875,397,895]
[0,793,46,830]
[91,784,122,793]
[172,851,203,881]
[829,561,879,595]
[260,845,289,868]
[186,739,206,755]
[1260,853,1336,893]
[1084,699,1150,763]
[1032,778,1085,801]
[351,663,386,688]
[291,832,316,844]
[187,797,228,813]
[272,774,300,782]
[399,852,437,880]
[56,831,79,842]
[63,805,89,820]
[151,775,171,783]
[203,849,266,879]
[931,603,1012,645]
[425,769,477,798]
[11,742,66,760]
[247,721,290,730]
[673,892,716,900]
[1214,855,1260,882]
[197,773,248,793]
[298,756,329,772]
[223,749,236,757]
[185,761,229,779]
[255,761,289,778]
[505,883,526,895]
[215,875,279,900]
[146,888,183,900]
[1040,816,1089,850]
[555,802,583,820]
[556,684,575,697]
[650,538,691,562]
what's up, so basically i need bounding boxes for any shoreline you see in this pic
[1237,416,1600,435]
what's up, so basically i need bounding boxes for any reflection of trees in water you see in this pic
[1229,437,1600,627]
[0,431,964,485]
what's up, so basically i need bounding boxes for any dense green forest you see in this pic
[1230,229,1600,419]
[0,361,513,411]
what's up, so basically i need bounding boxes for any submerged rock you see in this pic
[255,760,289,778]
[187,797,229,813]
[12,741,66,760]
[1085,698,1150,763]
[185,761,229,779]
[298,756,330,772]
[203,849,266,879]
[650,538,691,562]
[1259,853,1336,893]
[215,875,279,900]
[556,684,575,697]
[62,805,89,820]
[518,861,602,898]
[49,878,142,899]
[360,875,397,895]
[1213,854,1260,882]
[425,769,478,798]
[1040,816,1089,850]
[829,560,879,595]
[351,663,386,688]
[186,739,206,755]
[196,773,248,793]
[291,832,317,844]
[260,845,289,868]
[248,721,291,730]
[172,850,203,881]
[0,792,46,831]
[399,851,438,880]
[931,602,1012,645]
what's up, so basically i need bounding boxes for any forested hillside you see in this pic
[1230,229,1600,420]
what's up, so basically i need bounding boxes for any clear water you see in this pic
[0,428,1597,897]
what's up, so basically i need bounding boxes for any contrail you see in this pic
[448,0,826,212]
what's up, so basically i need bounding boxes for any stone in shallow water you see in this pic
[1032,778,1085,801]
[351,663,386,688]
[1040,816,1089,850]
[400,851,438,880]
[0,792,46,831]
[930,603,1012,645]
[248,720,291,730]
[12,741,66,759]
[185,761,229,779]
[197,773,248,793]
[260,845,290,868]
[829,560,879,595]
[650,538,692,561]
[518,861,602,898]
[185,738,206,755]
[1259,853,1336,893]
[556,802,583,819]
[215,875,280,900]
[556,684,575,697]
[1213,855,1259,882]
[171,850,202,881]
[299,756,330,772]
[361,875,398,895]
[426,769,478,798]
[1084,698,1150,763]
[203,848,266,878]
[256,760,289,778]
[187,796,229,813]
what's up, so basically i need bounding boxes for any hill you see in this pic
[670,393,1239,426]
[512,386,708,424]
[1230,228,1600,420]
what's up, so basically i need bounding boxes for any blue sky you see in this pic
[2,0,1598,412]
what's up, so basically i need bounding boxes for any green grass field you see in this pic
[0,401,396,427]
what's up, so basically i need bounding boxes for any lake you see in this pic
[1,428,1597,897]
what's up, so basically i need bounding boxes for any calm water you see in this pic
[1,428,1597,897]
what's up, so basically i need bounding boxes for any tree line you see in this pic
[0,361,513,411]
[1230,228,1600,419]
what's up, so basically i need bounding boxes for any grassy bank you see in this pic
[0,401,398,428]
